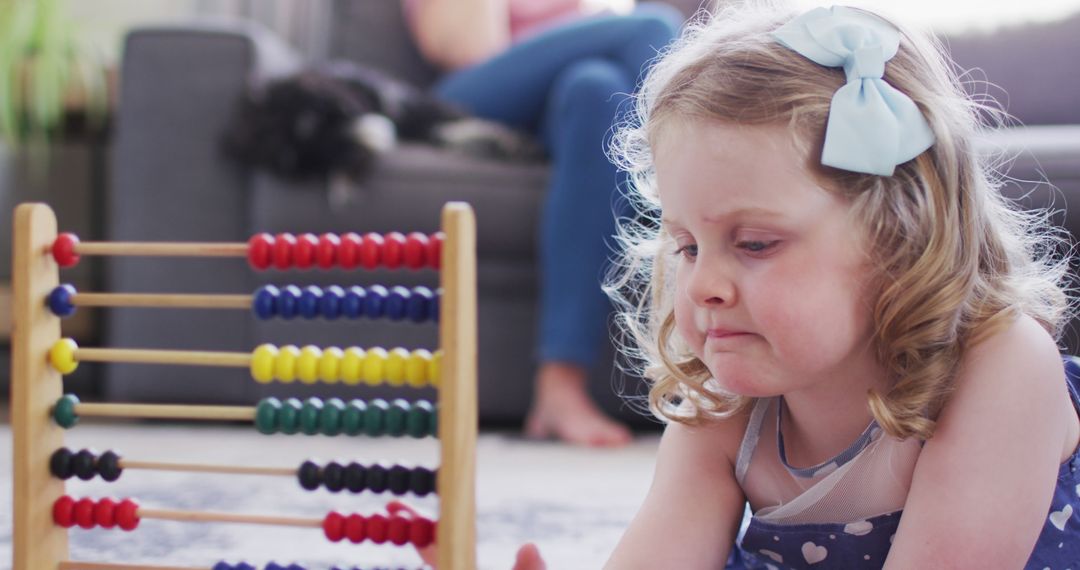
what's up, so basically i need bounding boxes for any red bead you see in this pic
[294,233,318,269]
[52,233,80,268]
[344,513,366,544]
[387,514,410,546]
[247,233,275,270]
[366,513,388,544]
[316,233,340,269]
[360,233,384,270]
[116,498,140,531]
[427,233,444,270]
[52,495,76,528]
[382,232,406,269]
[273,233,297,270]
[74,497,96,529]
[94,497,117,529]
[322,511,345,542]
[410,517,435,548]
[338,233,362,269]
[403,232,429,270]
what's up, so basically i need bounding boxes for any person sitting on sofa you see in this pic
[403,0,683,446]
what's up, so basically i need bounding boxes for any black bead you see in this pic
[97,450,123,482]
[410,466,435,497]
[323,461,345,493]
[344,462,367,493]
[298,459,322,491]
[388,464,410,496]
[72,449,97,481]
[49,447,74,479]
[367,463,388,493]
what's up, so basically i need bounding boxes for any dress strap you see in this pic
[735,398,772,485]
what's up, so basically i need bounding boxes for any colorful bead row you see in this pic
[53,495,140,530]
[247,232,443,271]
[252,284,439,323]
[50,447,123,482]
[254,397,437,438]
[298,460,436,496]
[213,564,422,570]
[322,511,435,547]
[250,344,441,387]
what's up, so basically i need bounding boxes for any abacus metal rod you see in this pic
[71,292,251,309]
[63,241,248,257]
[73,402,255,422]
[74,347,251,368]
[137,507,322,528]
[119,459,295,477]
[60,562,209,570]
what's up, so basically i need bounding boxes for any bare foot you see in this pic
[524,362,633,447]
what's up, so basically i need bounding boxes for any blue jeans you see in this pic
[435,5,681,367]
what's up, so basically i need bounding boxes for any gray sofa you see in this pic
[103,1,1080,423]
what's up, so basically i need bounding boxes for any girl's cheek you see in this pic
[673,298,703,356]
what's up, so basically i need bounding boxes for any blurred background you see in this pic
[2,0,1079,422]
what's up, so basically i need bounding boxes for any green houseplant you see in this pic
[0,0,109,149]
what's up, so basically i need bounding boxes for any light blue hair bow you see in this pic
[772,6,935,176]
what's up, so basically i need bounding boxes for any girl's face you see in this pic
[655,120,877,397]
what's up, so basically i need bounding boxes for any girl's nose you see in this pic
[687,257,736,308]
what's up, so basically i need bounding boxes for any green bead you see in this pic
[430,404,439,437]
[300,398,324,435]
[363,398,389,437]
[406,400,433,438]
[386,399,409,436]
[342,399,367,436]
[53,394,80,429]
[254,398,282,434]
[320,398,345,436]
[279,398,303,435]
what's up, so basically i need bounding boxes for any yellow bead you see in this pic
[49,338,79,375]
[362,347,388,386]
[340,347,365,385]
[297,345,322,384]
[250,344,278,384]
[275,345,300,383]
[319,347,343,383]
[430,350,443,388]
[385,348,409,387]
[407,349,432,388]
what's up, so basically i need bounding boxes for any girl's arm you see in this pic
[885,314,1072,569]
[411,0,511,70]
[605,414,749,569]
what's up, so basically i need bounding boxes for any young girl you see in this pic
[393,3,1080,568]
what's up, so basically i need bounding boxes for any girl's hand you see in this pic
[386,501,546,570]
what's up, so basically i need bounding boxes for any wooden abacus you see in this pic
[11,202,477,570]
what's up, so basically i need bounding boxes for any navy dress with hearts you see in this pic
[725,357,1080,569]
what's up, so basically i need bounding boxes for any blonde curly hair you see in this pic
[606,1,1075,440]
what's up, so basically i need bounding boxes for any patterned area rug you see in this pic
[0,422,659,570]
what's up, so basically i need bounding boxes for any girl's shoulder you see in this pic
[663,402,757,470]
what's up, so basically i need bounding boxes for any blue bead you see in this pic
[47,284,77,318]
[277,285,302,319]
[211,563,232,570]
[234,564,255,570]
[386,286,409,321]
[252,285,279,319]
[285,564,305,570]
[365,285,388,318]
[432,289,441,323]
[263,563,284,570]
[407,286,432,323]
[320,285,344,320]
[299,285,323,319]
[342,286,366,318]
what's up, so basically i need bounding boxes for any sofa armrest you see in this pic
[104,21,301,403]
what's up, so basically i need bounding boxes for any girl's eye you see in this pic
[673,244,698,260]
[735,240,779,255]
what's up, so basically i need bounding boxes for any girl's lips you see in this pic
[706,329,750,339]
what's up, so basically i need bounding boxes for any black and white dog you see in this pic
[222,60,545,182]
